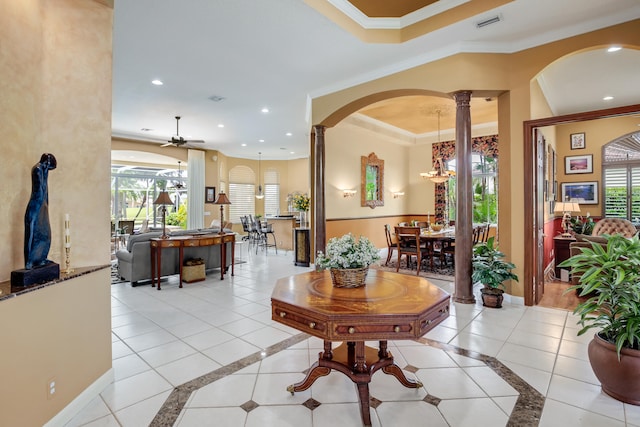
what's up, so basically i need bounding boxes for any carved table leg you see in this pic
[286,362,331,395]
[323,340,333,360]
[354,341,367,373]
[382,364,423,388]
[356,382,372,427]
[378,340,388,358]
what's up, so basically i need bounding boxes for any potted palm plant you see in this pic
[559,234,640,405]
[472,237,519,308]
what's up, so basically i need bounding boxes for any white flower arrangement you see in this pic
[316,233,380,270]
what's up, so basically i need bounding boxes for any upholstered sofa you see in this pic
[115,227,234,286]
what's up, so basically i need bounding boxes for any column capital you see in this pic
[453,91,472,106]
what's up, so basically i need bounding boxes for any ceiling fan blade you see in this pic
[160,142,173,147]
[186,139,205,143]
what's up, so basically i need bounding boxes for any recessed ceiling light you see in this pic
[607,46,622,53]
[151,79,163,86]
[290,151,295,154]
[140,128,153,131]
[603,96,614,101]
[280,147,287,150]
[259,139,265,143]
[218,123,224,128]
[261,107,269,113]
[241,143,247,147]
[208,95,226,102]
[286,132,292,136]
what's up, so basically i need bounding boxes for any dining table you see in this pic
[418,227,455,270]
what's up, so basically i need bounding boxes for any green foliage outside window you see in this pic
[447,154,498,224]
[166,204,187,228]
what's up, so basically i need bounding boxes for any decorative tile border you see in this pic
[149,334,544,426]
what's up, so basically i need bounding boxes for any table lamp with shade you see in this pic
[554,199,581,237]
[213,191,231,234]
[153,191,174,239]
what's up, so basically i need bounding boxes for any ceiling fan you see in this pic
[161,116,205,147]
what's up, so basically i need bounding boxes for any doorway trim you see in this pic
[523,103,640,306]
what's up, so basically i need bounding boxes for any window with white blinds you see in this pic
[604,166,640,221]
[264,169,280,216]
[228,166,255,223]
[602,132,640,222]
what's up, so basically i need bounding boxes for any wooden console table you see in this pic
[150,233,235,290]
[271,269,450,426]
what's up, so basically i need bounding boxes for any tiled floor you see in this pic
[66,247,640,426]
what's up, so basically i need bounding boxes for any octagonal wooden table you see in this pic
[271,269,450,426]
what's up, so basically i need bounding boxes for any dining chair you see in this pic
[480,223,491,243]
[394,226,429,275]
[472,224,484,245]
[440,239,455,267]
[384,224,397,266]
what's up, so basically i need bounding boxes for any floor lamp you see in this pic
[154,191,174,239]
[214,191,231,235]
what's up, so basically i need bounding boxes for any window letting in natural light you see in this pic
[264,168,280,217]
[446,153,498,224]
[228,165,255,223]
[602,132,640,222]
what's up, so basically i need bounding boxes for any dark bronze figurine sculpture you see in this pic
[12,153,60,286]
[24,153,57,268]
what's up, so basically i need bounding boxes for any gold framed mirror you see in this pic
[361,152,384,209]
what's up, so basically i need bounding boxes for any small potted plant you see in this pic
[559,234,640,404]
[570,213,595,235]
[472,237,519,308]
[316,233,380,288]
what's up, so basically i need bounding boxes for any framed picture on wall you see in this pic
[570,132,586,149]
[565,154,593,174]
[561,181,598,204]
[205,186,216,203]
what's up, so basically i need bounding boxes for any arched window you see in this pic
[264,168,280,216]
[602,131,640,221]
[228,165,255,223]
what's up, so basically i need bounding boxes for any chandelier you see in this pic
[255,152,264,199]
[420,157,455,183]
[419,110,455,183]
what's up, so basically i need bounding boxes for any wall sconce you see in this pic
[343,189,357,198]
[392,191,405,199]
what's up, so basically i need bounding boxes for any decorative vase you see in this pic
[588,333,640,405]
[299,211,308,228]
[480,287,504,308]
[330,266,369,288]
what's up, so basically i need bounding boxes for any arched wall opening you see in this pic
[525,43,640,305]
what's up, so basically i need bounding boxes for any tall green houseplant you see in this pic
[560,234,640,355]
[559,234,640,405]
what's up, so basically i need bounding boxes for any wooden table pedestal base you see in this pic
[287,340,422,426]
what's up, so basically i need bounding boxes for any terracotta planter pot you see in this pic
[480,288,504,308]
[588,333,640,405]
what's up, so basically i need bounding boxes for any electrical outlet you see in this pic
[47,377,56,399]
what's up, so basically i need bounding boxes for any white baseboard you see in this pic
[44,368,114,427]
[503,293,525,306]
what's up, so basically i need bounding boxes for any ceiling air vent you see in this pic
[476,14,502,29]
